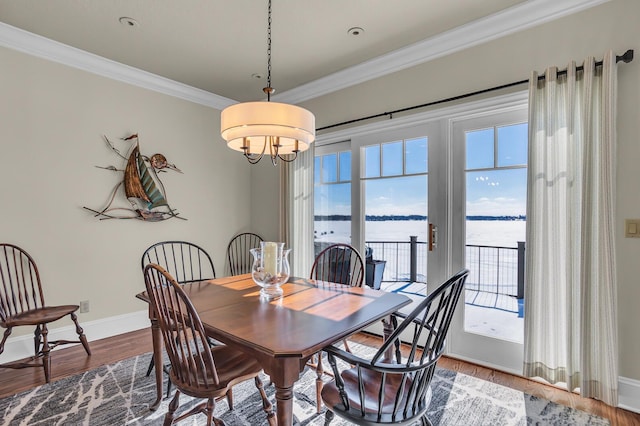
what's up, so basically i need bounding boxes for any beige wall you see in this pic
[250,161,280,243]
[0,46,254,327]
[291,0,639,381]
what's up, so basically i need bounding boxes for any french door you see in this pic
[314,92,528,373]
[447,106,528,374]
[353,122,445,288]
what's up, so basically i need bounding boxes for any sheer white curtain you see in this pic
[524,51,618,406]
[280,149,314,278]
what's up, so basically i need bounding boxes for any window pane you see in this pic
[497,123,528,167]
[382,141,403,176]
[314,182,352,247]
[466,168,527,219]
[339,151,351,182]
[314,156,321,184]
[365,175,427,218]
[364,145,380,178]
[405,137,427,174]
[466,128,494,169]
[322,154,337,183]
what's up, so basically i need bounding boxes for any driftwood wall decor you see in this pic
[84,133,185,221]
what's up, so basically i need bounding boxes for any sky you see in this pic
[315,123,528,217]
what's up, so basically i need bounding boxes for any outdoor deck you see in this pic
[381,281,524,343]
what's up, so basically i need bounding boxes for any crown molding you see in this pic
[0,22,236,110]
[0,0,608,108]
[274,0,610,104]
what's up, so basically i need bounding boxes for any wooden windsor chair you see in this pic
[321,269,469,426]
[143,263,276,426]
[308,243,365,413]
[0,243,91,383]
[140,241,229,403]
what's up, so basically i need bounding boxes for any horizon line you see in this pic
[315,214,526,221]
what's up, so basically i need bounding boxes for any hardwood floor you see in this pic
[1,329,639,425]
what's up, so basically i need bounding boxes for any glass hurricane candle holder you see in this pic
[250,242,290,300]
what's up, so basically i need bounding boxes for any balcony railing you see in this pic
[314,237,525,312]
[365,238,525,303]
[365,237,427,283]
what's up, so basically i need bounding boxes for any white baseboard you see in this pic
[1,310,150,363]
[442,350,640,414]
[619,376,640,414]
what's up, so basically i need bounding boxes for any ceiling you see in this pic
[0,0,607,105]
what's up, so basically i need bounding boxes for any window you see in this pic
[362,137,428,283]
[314,149,352,248]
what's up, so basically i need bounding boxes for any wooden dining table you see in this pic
[136,274,411,426]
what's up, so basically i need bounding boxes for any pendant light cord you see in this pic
[265,0,273,101]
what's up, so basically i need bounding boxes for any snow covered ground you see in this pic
[382,281,524,343]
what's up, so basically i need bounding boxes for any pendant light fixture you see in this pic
[220,0,315,165]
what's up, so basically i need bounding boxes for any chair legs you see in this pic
[0,314,90,384]
[70,312,91,356]
[420,415,434,426]
[226,388,233,410]
[163,378,272,426]
[145,355,174,399]
[324,409,335,425]
[313,338,349,414]
[164,391,219,426]
[255,375,276,426]
[315,353,325,414]
[0,328,12,356]
[164,389,181,426]
[37,324,51,383]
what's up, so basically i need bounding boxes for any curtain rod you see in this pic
[317,49,634,132]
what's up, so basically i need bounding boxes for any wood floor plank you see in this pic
[0,329,638,425]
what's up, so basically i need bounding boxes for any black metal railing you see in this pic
[365,237,427,283]
[465,242,525,299]
[365,237,525,301]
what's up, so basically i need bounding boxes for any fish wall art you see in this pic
[83,133,185,221]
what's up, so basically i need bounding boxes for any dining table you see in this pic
[136,273,411,426]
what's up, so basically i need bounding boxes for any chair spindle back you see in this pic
[227,233,264,276]
[0,243,45,322]
[310,243,365,287]
[143,263,219,392]
[141,241,216,285]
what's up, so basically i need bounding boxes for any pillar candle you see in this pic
[263,242,278,276]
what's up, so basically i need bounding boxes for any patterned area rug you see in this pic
[0,349,609,425]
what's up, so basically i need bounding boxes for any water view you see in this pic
[315,218,525,247]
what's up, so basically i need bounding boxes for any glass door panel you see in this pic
[449,108,527,374]
[352,124,438,338]
[314,148,352,256]
[362,133,429,292]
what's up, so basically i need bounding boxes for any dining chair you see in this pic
[141,240,216,285]
[321,269,469,426]
[226,232,263,276]
[308,243,365,413]
[143,263,276,426]
[310,243,365,287]
[140,241,226,402]
[0,243,91,383]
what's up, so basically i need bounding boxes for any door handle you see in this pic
[428,223,437,251]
